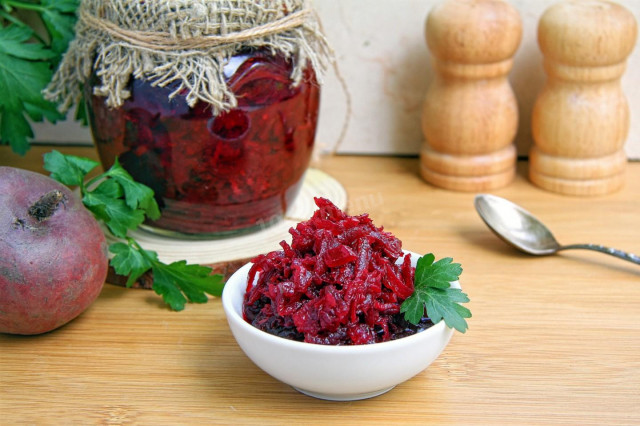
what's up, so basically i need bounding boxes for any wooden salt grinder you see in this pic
[530,1,638,196]
[420,0,522,191]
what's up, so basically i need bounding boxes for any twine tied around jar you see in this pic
[44,0,333,115]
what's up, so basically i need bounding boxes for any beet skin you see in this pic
[0,167,109,335]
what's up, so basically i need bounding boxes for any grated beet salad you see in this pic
[243,198,434,345]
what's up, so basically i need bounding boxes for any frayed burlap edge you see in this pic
[44,0,333,115]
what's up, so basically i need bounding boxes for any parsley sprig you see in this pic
[43,150,224,311]
[400,253,471,333]
[0,0,81,155]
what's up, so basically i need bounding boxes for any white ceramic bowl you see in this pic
[222,251,457,401]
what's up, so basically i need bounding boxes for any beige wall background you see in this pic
[315,0,640,158]
[31,0,640,159]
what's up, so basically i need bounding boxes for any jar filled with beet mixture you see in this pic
[85,50,320,235]
[45,0,331,237]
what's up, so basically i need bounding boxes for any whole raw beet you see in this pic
[0,167,109,335]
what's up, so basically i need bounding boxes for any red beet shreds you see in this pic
[242,198,434,345]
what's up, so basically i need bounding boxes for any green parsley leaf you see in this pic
[0,1,79,155]
[45,150,225,311]
[0,25,63,155]
[0,25,57,60]
[24,99,65,123]
[415,254,463,289]
[82,192,145,238]
[400,254,471,333]
[109,238,224,311]
[0,109,32,155]
[40,0,78,60]
[92,178,124,199]
[152,260,224,311]
[44,150,154,238]
[43,149,100,186]
[109,241,154,288]
[102,159,161,220]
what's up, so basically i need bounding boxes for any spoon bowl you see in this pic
[474,194,560,255]
[474,194,640,264]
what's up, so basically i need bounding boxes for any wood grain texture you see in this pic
[420,0,521,191]
[1,146,640,424]
[530,0,638,196]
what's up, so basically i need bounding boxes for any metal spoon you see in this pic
[474,194,640,265]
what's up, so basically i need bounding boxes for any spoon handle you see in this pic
[558,244,640,265]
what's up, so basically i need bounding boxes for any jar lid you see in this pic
[45,0,332,114]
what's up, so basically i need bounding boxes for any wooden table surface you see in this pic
[1,146,639,424]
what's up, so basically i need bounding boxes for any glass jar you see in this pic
[85,49,320,237]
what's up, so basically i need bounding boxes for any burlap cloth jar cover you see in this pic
[46,0,333,236]
[46,0,331,113]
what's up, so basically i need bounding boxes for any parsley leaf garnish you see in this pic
[44,150,224,310]
[0,1,79,155]
[400,253,471,333]
[110,239,224,311]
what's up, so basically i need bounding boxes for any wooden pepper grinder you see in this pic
[421,0,522,191]
[530,0,638,196]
